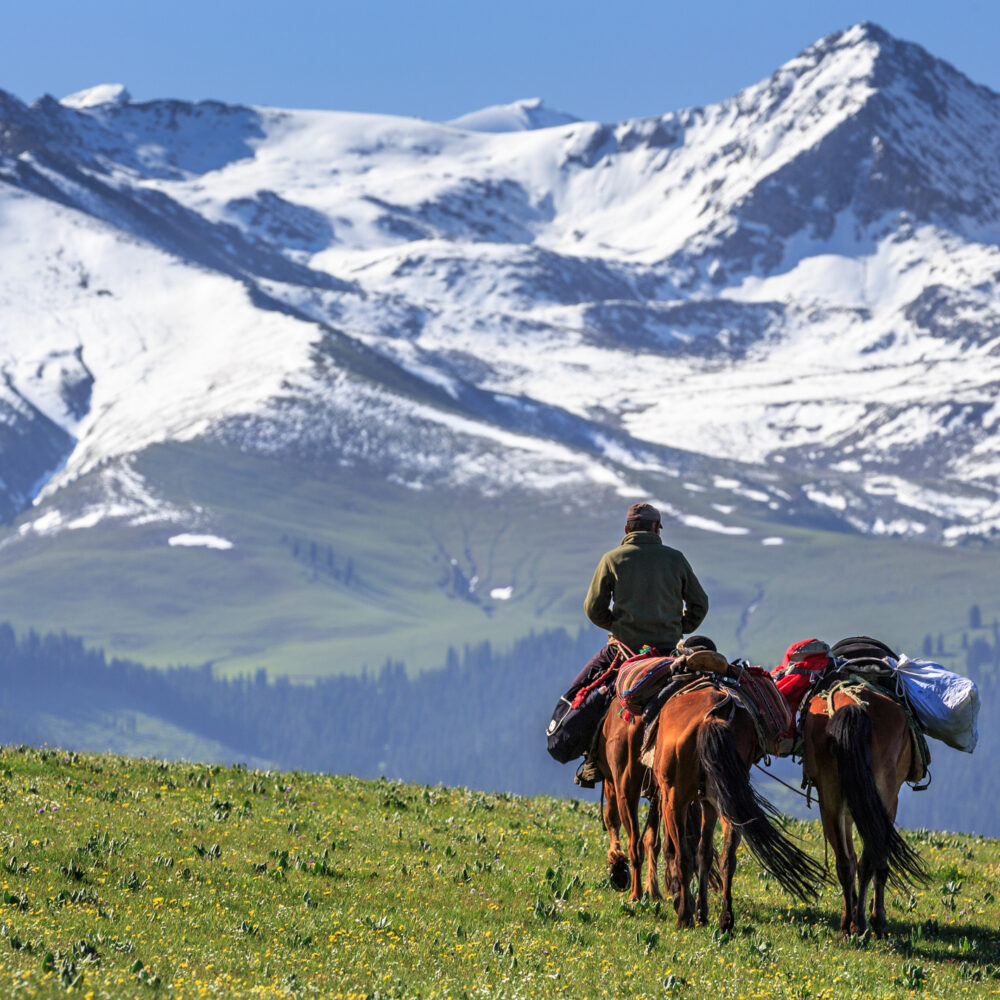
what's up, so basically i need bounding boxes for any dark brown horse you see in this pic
[652,683,825,929]
[596,707,662,902]
[803,639,927,937]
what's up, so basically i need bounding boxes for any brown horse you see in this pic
[596,707,662,902]
[653,683,825,929]
[803,643,927,937]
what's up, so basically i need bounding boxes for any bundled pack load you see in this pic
[771,638,834,715]
[546,683,614,763]
[894,655,980,753]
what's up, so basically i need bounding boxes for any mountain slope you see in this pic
[0,23,998,673]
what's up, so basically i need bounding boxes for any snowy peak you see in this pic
[652,21,1000,285]
[446,98,579,132]
[0,23,999,546]
[807,21,996,103]
[60,83,132,109]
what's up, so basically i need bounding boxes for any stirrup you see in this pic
[574,759,598,788]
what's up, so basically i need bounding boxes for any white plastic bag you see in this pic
[895,655,980,753]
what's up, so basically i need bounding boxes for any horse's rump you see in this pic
[820,693,928,889]
[640,666,791,767]
[812,676,930,784]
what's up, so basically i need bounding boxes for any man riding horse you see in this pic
[573,502,709,787]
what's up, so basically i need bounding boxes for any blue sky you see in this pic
[6,1,1000,121]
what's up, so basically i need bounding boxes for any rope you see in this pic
[570,640,632,710]
[753,762,813,804]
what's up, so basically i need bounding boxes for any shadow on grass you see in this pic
[883,917,1000,968]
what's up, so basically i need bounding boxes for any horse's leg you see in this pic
[617,761,645,902]
[855,848,878,937]
[663,787,695,927]
[718,815,740,932]
[867,764,905,938]
[661,805,677,901]
[825,805,859,936]
[808,708,859,936]
[854,815,876,935]
[869,860,889,938]
[603,778,629,891]
[813,756,857,936]
[696,801,718,927]
[642,781,663,900]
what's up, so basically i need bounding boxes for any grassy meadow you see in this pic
[1,745,999,999]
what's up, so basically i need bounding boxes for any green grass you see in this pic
[1,745,999,999]
[0,440,997,679]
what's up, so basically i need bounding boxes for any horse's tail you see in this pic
[697,718,825,901]
[828,704,927,889]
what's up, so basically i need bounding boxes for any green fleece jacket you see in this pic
[583,531,709,653]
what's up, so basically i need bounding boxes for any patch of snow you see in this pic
[870,519,927,536]
[732,486,771,503]
[761,536,785,545]
[168,534,234,550]
[67,511,106,530]
[805,488,848,511]
[678,514,750,535]
[490,586,513,600]
[21,510,63,536]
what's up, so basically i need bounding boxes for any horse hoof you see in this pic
[609,860,630,892]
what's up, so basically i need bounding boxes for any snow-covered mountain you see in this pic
[446,97,579,132]
[2,21,999,547]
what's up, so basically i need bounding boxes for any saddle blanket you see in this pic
[615,654,677,714]
[734,665,795,756]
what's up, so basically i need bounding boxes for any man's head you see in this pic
[625,502,661,534]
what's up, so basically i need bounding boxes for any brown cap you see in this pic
[626,502,661,523]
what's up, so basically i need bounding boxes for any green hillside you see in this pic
[0,745,998,999]
[0,440,997,680]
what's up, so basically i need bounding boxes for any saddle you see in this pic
[637,658,792,767]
